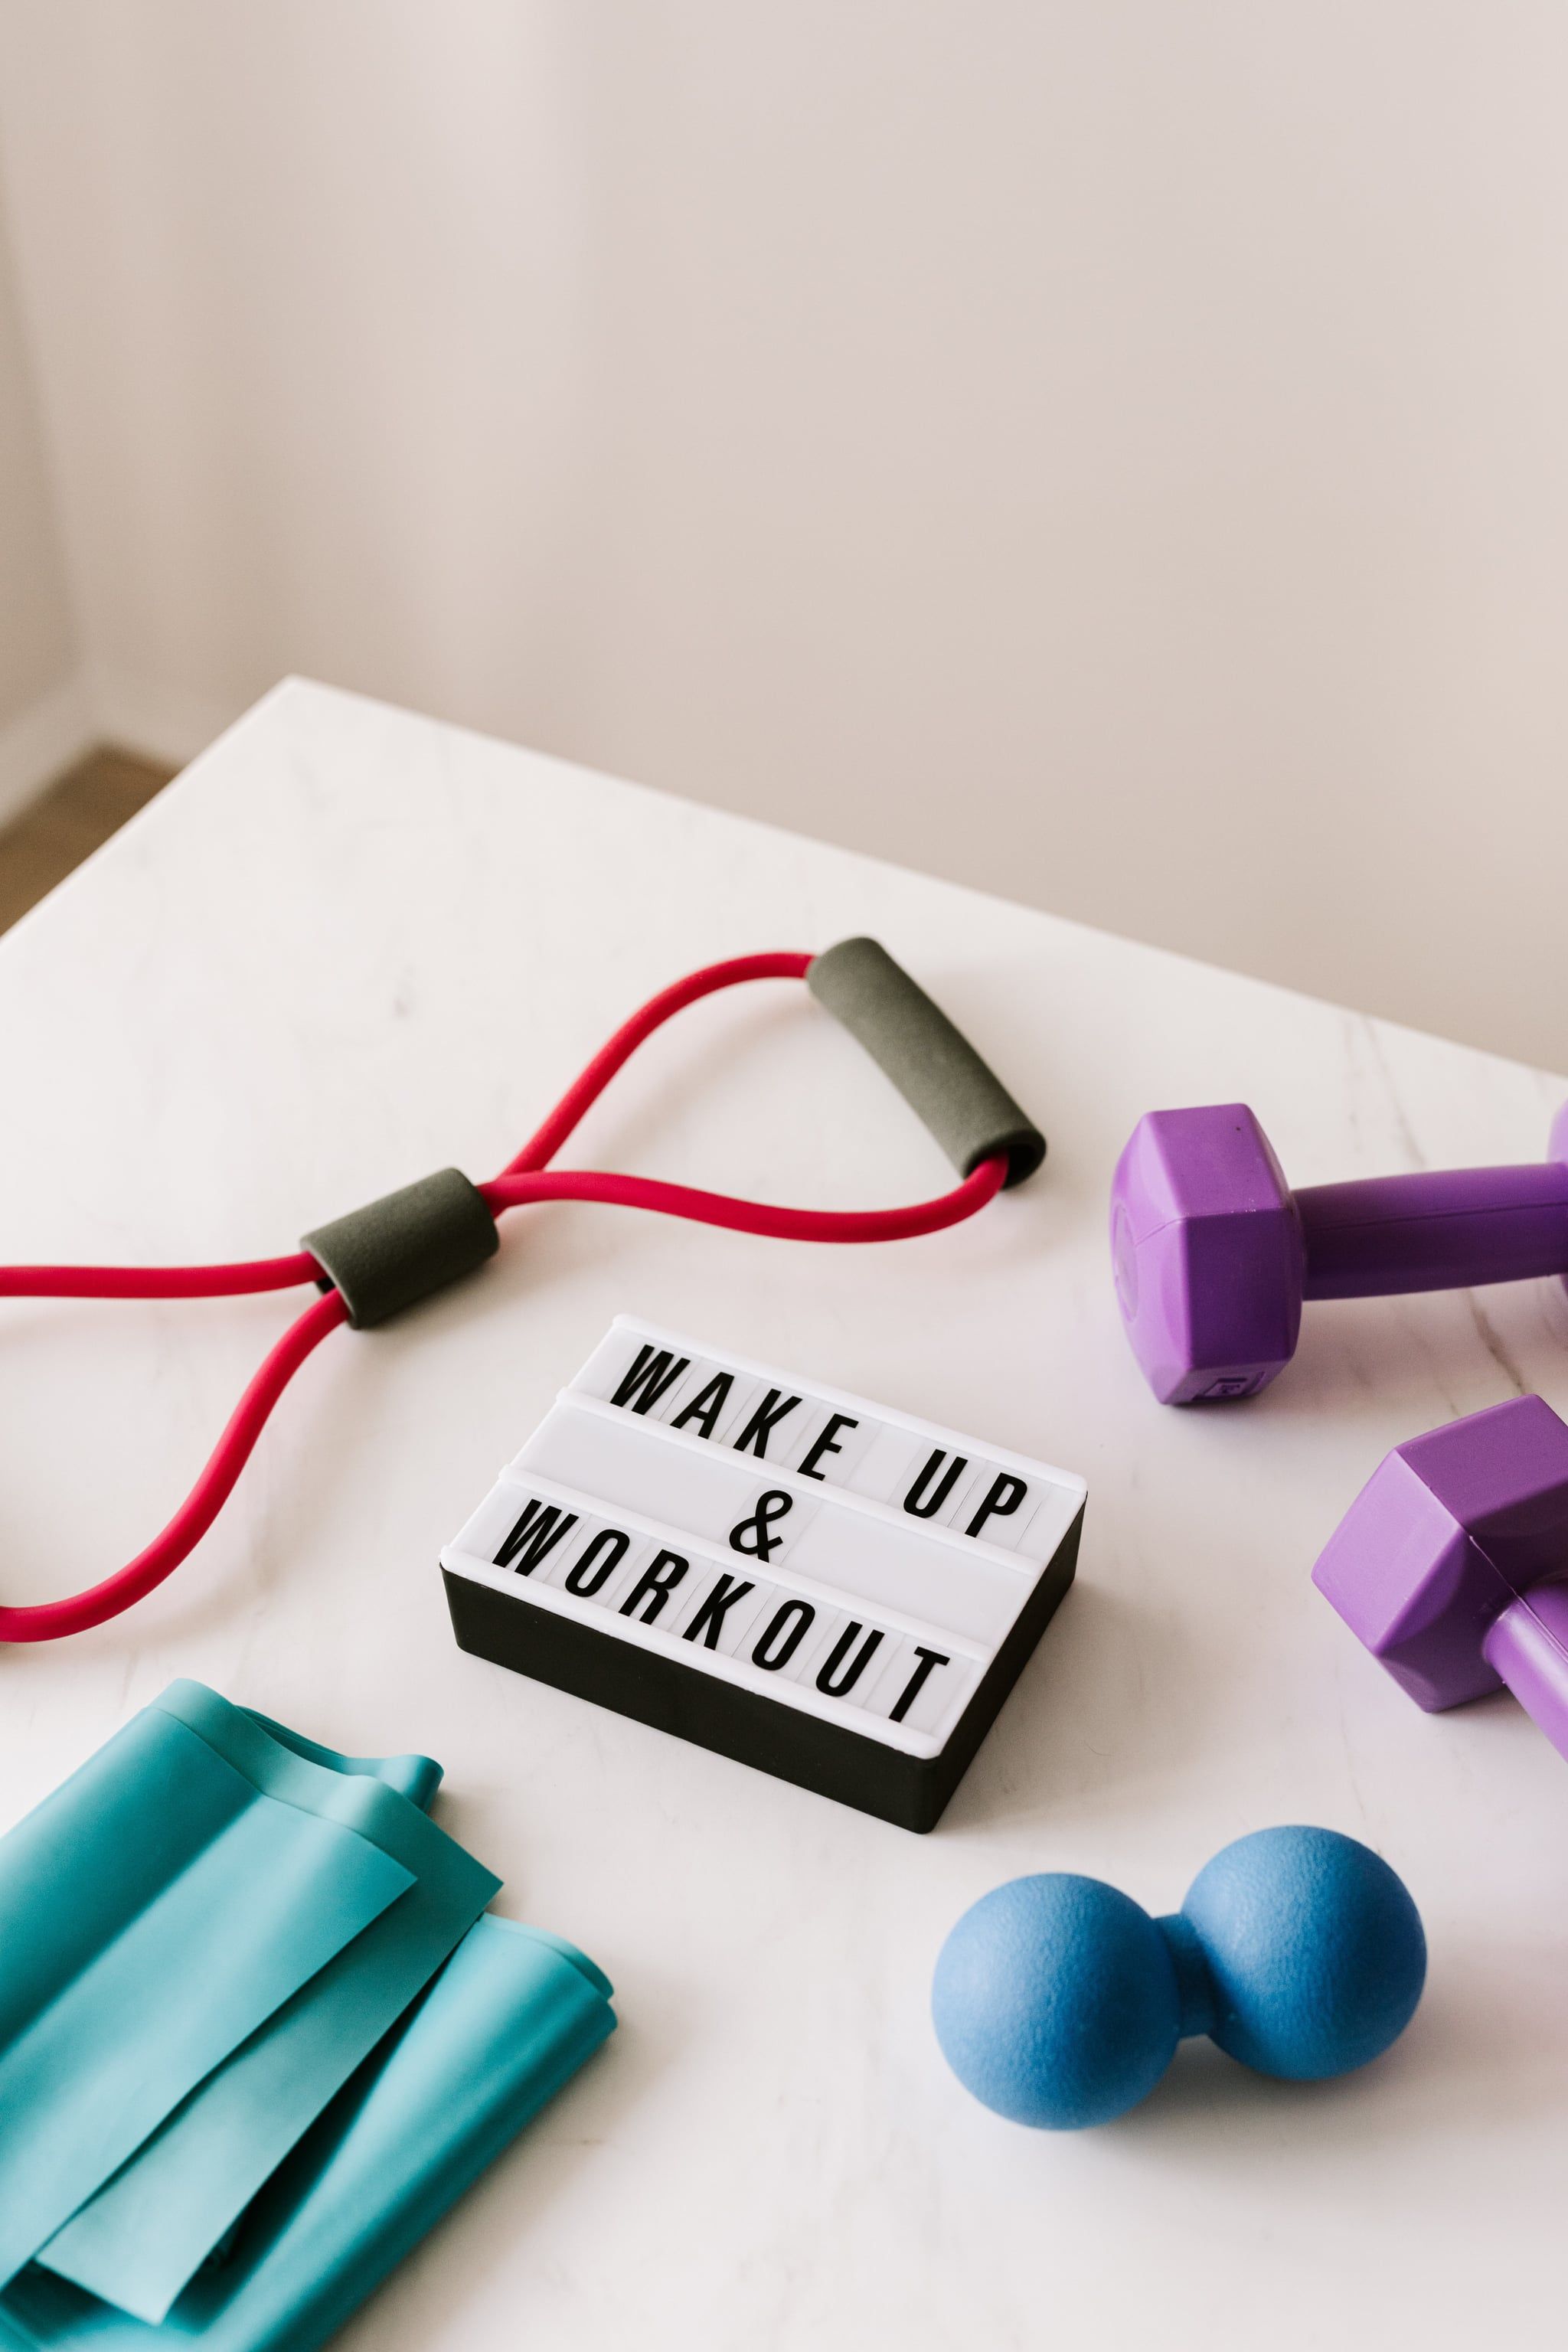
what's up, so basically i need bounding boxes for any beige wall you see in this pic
[0,2,1564,1069]
[0,168,77,800]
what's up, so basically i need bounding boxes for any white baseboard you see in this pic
[0,670,312,822]
[0,673,98,825]
[87,667,247,776]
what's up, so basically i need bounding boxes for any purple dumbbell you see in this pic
[1314,1393,1568,1760]
[1110,1100,1568,1404]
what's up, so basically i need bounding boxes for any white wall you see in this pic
[0,170,82,813]
[0,2,1564,1069]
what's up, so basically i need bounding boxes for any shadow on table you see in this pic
[1223,1279,1568,1435]
[1108,1949,1559,2157]
[936,1577,1209,1838]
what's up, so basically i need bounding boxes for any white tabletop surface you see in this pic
[2,677,1566,2351]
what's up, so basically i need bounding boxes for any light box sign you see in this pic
[440,1318,1086,1830]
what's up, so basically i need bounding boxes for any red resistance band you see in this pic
[0,954,1005,1644]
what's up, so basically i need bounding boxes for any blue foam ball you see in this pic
[1181,1825,1426,2080]
[931,1874,1179,2128]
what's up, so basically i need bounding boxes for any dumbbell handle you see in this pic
[1481,1580,1568,1762]
[1297,1164,1568,1300]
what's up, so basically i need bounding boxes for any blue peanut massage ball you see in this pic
[931,1826,1426,2128]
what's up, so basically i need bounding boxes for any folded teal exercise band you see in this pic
[0,1684,616,2351]
[36,1698,501,2325]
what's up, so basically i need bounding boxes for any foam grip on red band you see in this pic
[302,1168,498,1328]
[807,937,1045,1188]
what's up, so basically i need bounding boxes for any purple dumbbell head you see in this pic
[1314,1394,1568,1747]
[1112,1099,1568,1405]
[1109,1105,1305,1405]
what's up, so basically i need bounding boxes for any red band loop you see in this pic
[0,954,1006,1642]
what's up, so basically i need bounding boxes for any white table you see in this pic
[2,677,1566,2350]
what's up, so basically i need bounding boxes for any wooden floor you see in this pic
[0,748,175,935]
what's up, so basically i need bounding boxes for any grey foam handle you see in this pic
[302,1168,499,1328]
[807,937,1045,1187]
